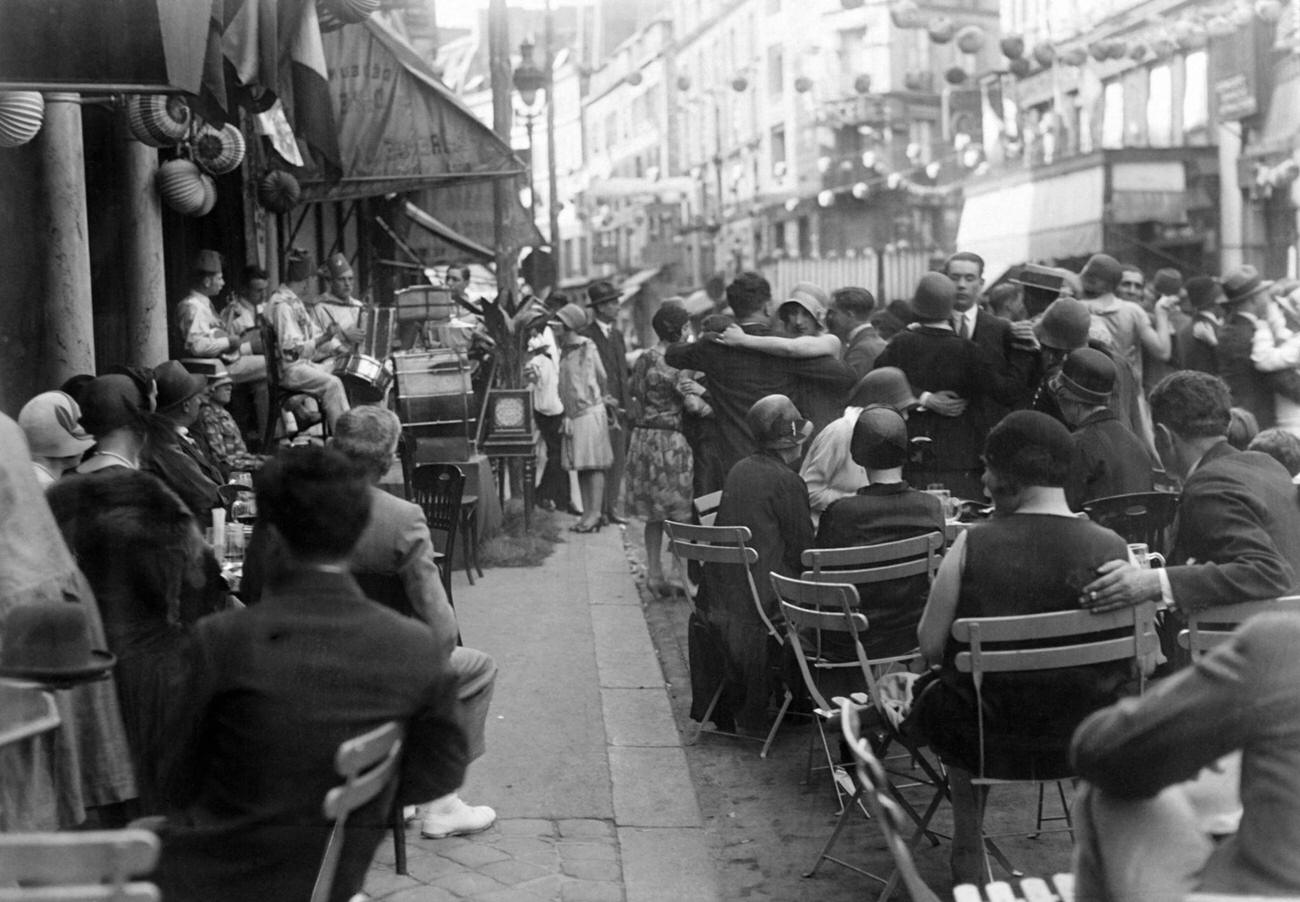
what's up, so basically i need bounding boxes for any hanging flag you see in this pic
[197,0,231,123]
[255,98,305,167]
[223,0,260,85]
[281,0,341,179]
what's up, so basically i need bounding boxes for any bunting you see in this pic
[282,0,342,180]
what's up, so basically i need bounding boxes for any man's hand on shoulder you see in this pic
[1080,559,1162,613]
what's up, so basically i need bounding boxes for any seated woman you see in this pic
[909,410,1135,885]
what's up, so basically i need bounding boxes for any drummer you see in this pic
[306,251,366,371]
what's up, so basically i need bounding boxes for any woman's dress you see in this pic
[624,347,693,521]
[558,336,614,471]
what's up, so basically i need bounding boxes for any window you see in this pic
[1101,81,1124,149]
[768,45,784,97]
[1147,64,1173,147]
[771,124,787,170]
[1183,50,1208,134]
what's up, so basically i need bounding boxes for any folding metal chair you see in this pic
[951,601,1161,880]
[692,490,723,526]
[0,828,161,901]
[663,519,792,757]
[1178,596,1300,658]
[773,573,947,892]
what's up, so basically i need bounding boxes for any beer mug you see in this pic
[1127,543,1166,569]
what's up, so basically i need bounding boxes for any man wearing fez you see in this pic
[582,280,631,525]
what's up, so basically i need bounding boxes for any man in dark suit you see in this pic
[1050,348,1156,509]
[155,445,468,902]
[827,286,886,378]
[1216,264,1278,429]
[582,280,630,524]
[1084,371,1300,618]
[1174,275,1221,374]
[816,406,946,659]
[665,272,857,479]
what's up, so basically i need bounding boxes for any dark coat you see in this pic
[154,569,467,902]
[1166,442,1300,612]
[1175,313,1219,374]
[1066,408,1157,510]
[968,309,1036,432]
[842,324,888,379]
[1218,312,1277,429]
[666,326,856,477]
[142,430,223,520]
[581,319,629,420]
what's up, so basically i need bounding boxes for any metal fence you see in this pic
[763,248,935,304]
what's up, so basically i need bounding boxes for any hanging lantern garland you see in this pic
[125,94,192,147]
[853,74,872,94]
[0,91,45,148]
[890,1,924,29]
[1009,57,1032,77]
[192,122,246,176]
[1032,41,1057,67]
[1000,35,1025,59]
[928,17,956,44]
[157,159,215,217]
[956,25,987,54]
[794,75,813,93]
[258,170,302,214]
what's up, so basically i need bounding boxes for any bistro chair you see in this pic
[950,601,1161,880]
[258,318,331,449]
[1177,595,1300,658]
[0,828,161,901]
[663,520,793,758]
[1081,491,1180,557]
[311,721,406,902]
[692,490,723,527]
[410,464,470,606]
[773,574,947,892]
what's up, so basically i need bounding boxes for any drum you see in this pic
[336,353,394,403]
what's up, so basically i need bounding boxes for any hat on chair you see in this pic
[1050,348,1116,406]
[0,602,115,683]
[747,394,812,450]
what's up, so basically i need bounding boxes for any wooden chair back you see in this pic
[0,829,161,901]
[1177,595,1300,657]
[396,430,417,501]
[311,721,405,902]
[951,602,1161,777]
[663,520,778,640]
[693,490,722,526]
[840,700,944,902]
[1081,491,1180,556]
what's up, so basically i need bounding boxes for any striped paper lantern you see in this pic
[0,92,45,148]
[193,122,246,176]
[157,159,208,216]
[257,170,302,214]
[126,94,191,147]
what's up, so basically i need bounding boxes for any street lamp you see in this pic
[512,37,547,234]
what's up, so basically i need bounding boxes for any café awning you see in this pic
[619,267,662,304]
[301,16,525,203]
[404,201,494,263]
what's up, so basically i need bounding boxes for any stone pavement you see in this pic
[363,520,720,902]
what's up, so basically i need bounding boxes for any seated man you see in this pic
[192,362,264,476]
[1083,371,1300,619]
[1050,348,1156,509]
[176,250,266,392]
[1071,611,1300,900]
[911,411,1137,885]
[153,445,468,902]
[816,406,946,660]
[700,394,814,735]
[801,367,918,524]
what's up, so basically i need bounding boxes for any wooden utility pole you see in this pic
[488,0,517,303]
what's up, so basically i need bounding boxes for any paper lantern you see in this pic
[817,189,834,207]
[851,182,869,199]
[794,75,813,93]
[1009,57,1032,77]
[676,74,691,91]
[928,17,956,44]
[1105,40,1128,59]
[157,159,209,216]
[1151,36,1178,59]
[192,122,246,176]
[626,71,643,86]
[1129,42,1151,61]
[1089,42,1110,62]
[258,170,302,214]
[944,66,968,85]
[890,1,923,29]
[1000,35,1025,59]
[731,75,748,92]
[1060,46,1088,67]
[0,92,44,148]
[1032,41,1057,67]
[853,74,872,94]
[126,94,191,147]
[316,0,379,32]
[196,173,218,217]
[956,25,986,54]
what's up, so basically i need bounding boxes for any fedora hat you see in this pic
[0,602,115,683]
[586,280,621,306]
[154,360,207,411]
[1220,264,1273,306]
[1050,347,1116,405]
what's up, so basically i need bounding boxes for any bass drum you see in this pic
[336,353,394,403]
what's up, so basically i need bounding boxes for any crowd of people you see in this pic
[6,243,1300,900]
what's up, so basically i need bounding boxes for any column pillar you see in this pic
[120,132,168,367]
[39,92,95,385]
[1218,120,1245,272]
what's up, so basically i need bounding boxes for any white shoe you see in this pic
[419,795,497,838]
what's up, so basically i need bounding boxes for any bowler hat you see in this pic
[18,391,95,458]
[586,280,621,306]
[1035,298,1092,351]
[320,251,353,280]
[910,273,957,322]
[1185,276,1221,312]
[747,394,812,450]
[154,360,207,411]
[1050,347,1115,405]
[194,249,223,274]
[0,602,115,683]
[850,406,909,469]
[78,375,146,437]
[1220,264,1273,306]
[848,367,918,411]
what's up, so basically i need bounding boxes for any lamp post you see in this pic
[512,37,546,241]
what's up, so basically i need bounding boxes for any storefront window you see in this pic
[1148,64,1173,147]
[1183,50,1208,134]
[1102,80,1124,149]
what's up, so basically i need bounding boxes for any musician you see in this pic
[263,248,351,432]
[309,252,367,370]
[220,265,270,339]
[176,250,267,387]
